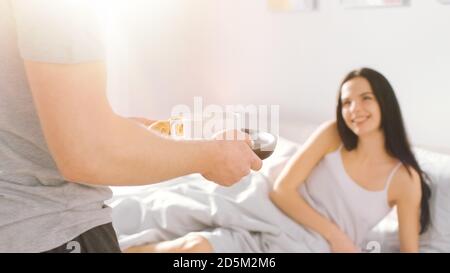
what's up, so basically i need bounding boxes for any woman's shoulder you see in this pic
[390,165,422,204]
[312,120,342,155]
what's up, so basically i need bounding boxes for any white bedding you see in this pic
[110,172,330,252]
[108,137,450,253]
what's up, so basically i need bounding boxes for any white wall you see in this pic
[209,0,450,152]
[107,0,450,152]
[106,0,218,119]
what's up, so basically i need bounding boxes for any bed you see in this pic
[107,137,450,253]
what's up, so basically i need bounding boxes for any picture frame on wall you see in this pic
[268,0,317,12]
[340,0,410,9]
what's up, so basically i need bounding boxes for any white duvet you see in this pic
[110,172,330,252]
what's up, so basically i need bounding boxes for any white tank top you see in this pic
[299,145,402,248]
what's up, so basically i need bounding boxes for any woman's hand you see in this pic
[328,227,360,253]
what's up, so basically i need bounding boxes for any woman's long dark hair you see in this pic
[336,68,431,234]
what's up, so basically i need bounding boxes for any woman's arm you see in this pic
[391,168,422,253]
[270,121,359,252]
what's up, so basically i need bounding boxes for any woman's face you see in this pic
[340,77,382,136]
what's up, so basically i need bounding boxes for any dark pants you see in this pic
[44,223,121,253]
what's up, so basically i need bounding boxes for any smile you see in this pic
[352,115,370,124]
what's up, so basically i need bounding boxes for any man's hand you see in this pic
[201,130,262,186]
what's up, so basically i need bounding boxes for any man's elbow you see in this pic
[53,148,104,185]
[57,157,94,184]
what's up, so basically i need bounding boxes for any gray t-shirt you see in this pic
[1,0,113,252]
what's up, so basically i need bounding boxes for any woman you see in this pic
[270,67,431,252]
[125,68,431,253]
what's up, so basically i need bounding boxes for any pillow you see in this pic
[416,148,450,252]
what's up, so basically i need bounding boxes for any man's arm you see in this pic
[24,61,261,186]
[128,117,157,128]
